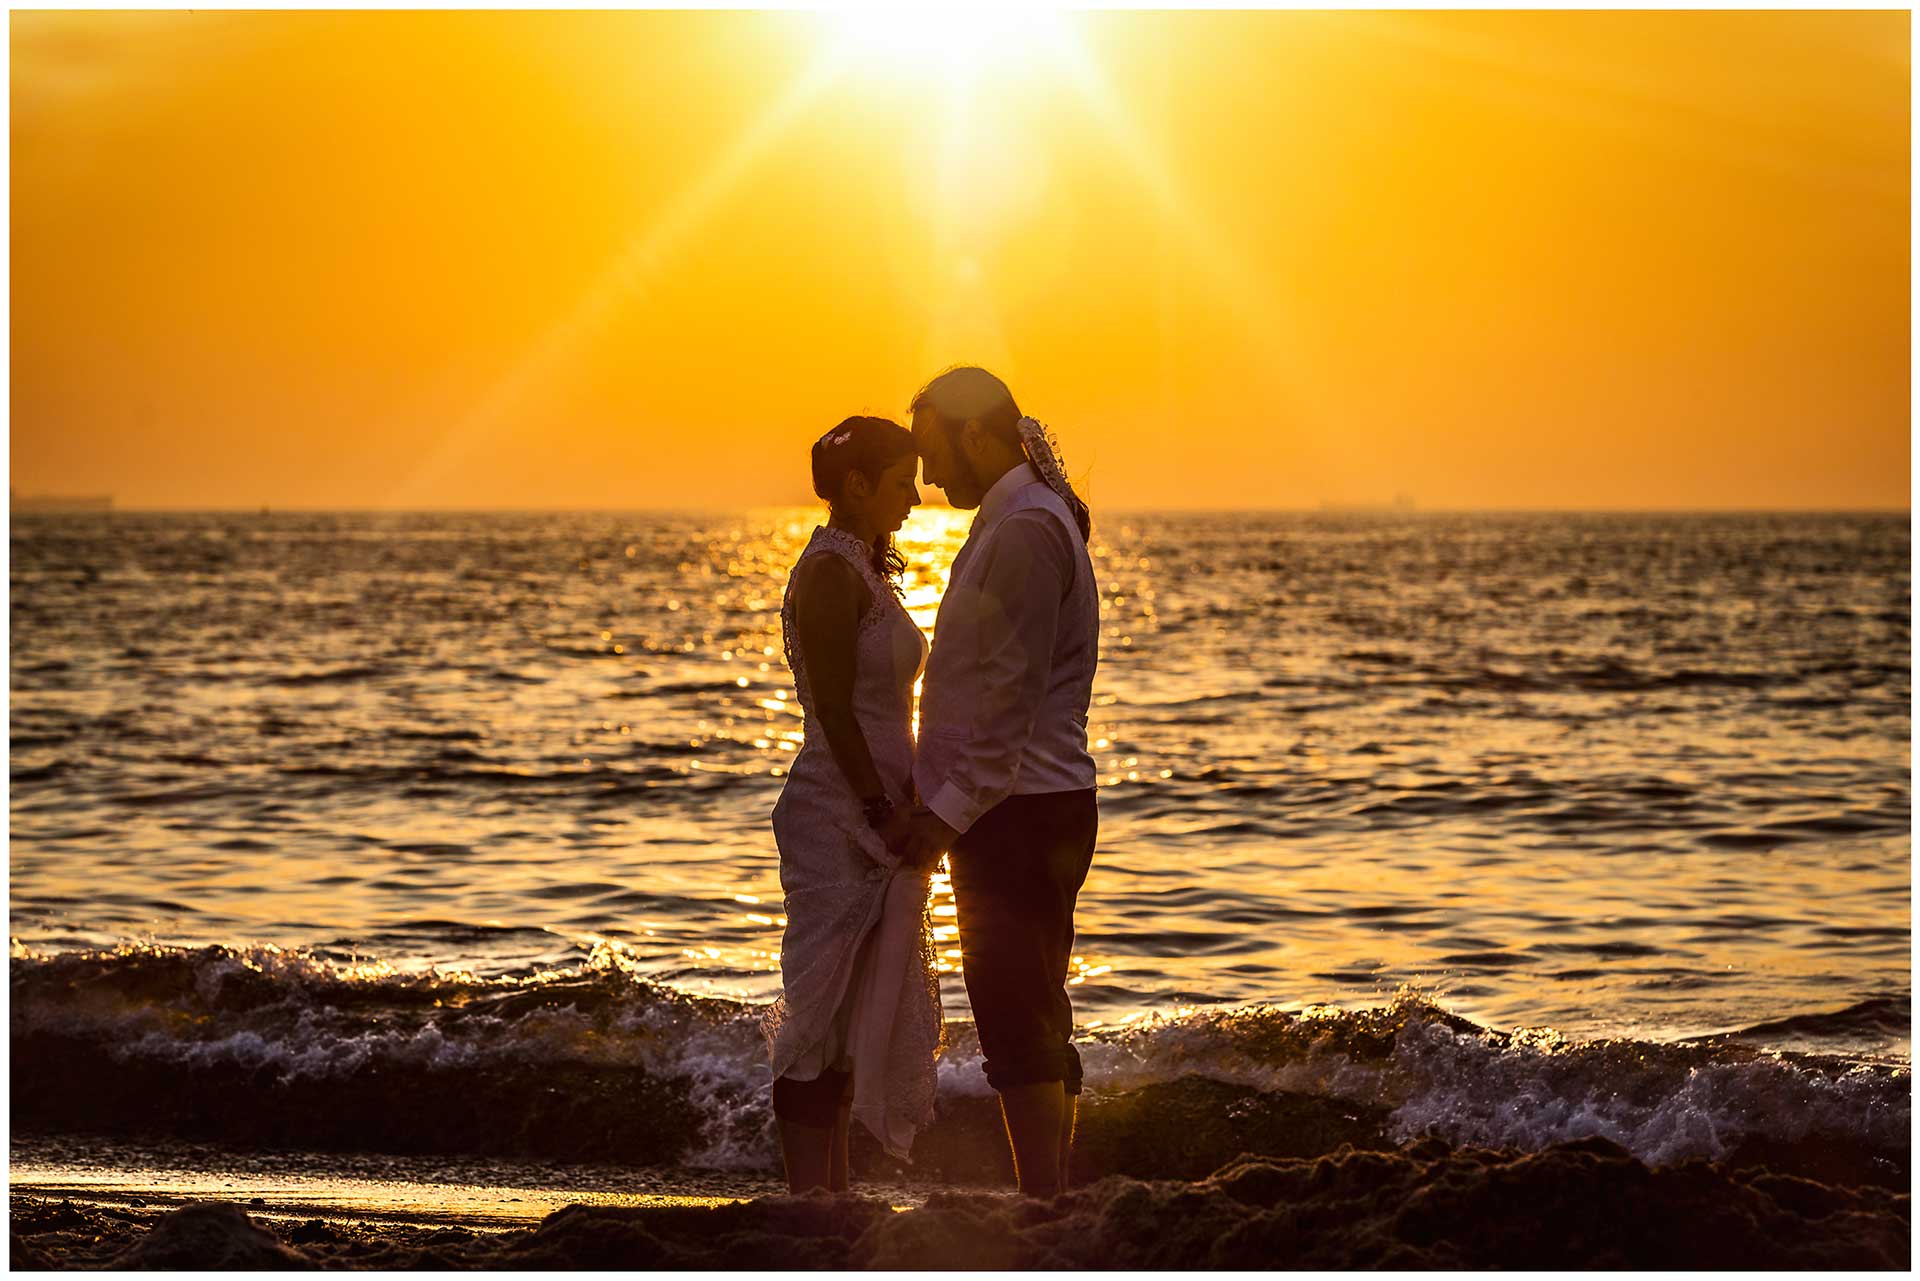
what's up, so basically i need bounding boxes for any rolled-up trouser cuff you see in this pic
[983,1044,1085,1096]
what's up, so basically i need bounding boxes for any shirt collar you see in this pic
[977,462,1040,527]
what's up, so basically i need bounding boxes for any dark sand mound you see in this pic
[111,1203,314,1270]
[14,1138,1908,1270]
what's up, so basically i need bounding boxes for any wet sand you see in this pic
[12,1137,1908,1270]
[8,1136,918,1225]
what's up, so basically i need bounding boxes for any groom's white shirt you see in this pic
[914,462,1099,834]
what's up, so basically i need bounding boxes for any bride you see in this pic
[763,415,943,1192]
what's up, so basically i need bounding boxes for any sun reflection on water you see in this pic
[652,504,1158,999]
[669,505,1135,999]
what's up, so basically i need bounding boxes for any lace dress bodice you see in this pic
[763,525,941,1159]
[780,525,928,816]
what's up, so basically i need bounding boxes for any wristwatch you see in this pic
[861,794,895,829]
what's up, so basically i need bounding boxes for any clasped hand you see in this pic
[878,804,957,870]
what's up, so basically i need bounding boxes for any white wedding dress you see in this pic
[763,525,942,1159]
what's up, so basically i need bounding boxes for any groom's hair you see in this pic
[910,367,1092,543]
[910,366,1024,450]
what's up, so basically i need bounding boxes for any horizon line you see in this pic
[11,504,1913,516]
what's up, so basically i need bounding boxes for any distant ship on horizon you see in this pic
[1320,493,1416,513]
[10,488,113,512]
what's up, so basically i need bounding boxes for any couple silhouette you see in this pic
[762,365,1099,1199]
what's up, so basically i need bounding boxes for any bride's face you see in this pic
[860,456,920,535]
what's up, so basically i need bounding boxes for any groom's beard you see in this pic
[950,433,992,507]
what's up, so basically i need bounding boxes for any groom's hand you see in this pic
[900,806,959,869]
[876,808,915,863]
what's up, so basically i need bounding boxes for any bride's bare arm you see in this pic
[789,552,889,805]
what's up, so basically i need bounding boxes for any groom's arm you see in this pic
[918,510,1075,836]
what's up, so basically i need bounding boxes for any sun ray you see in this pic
[1045,22,1345,485]
[380,39,855,508]
[914,57,1015,375]
[1345,9,1904,201]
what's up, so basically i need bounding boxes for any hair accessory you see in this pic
[819,428,853,448]
[1015,416,1079,509]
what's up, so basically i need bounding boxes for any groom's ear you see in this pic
[958,418,985,459]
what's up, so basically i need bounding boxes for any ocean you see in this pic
[9,508,1910,1190]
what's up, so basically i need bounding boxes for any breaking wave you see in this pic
[11,943,1907,1189]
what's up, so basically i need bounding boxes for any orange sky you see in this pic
[9,9,1910,510]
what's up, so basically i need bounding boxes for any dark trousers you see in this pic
[949,788,1098,1095]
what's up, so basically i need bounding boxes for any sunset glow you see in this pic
[9,9,1909,510]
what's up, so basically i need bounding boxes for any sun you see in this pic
[817,6,1079,83]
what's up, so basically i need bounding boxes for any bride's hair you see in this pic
[909,366,1091,542]
[810,415,913,588]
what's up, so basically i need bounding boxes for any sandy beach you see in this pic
[12,1133,1909,1269]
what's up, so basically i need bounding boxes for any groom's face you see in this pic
[912,412,988,510]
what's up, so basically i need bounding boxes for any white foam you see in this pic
[16,945,1908,1173]
[1378,1014,1909,1165]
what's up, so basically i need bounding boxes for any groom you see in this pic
[896,366,1100,1200]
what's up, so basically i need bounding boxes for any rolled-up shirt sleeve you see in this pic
[919,511,1075,833]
